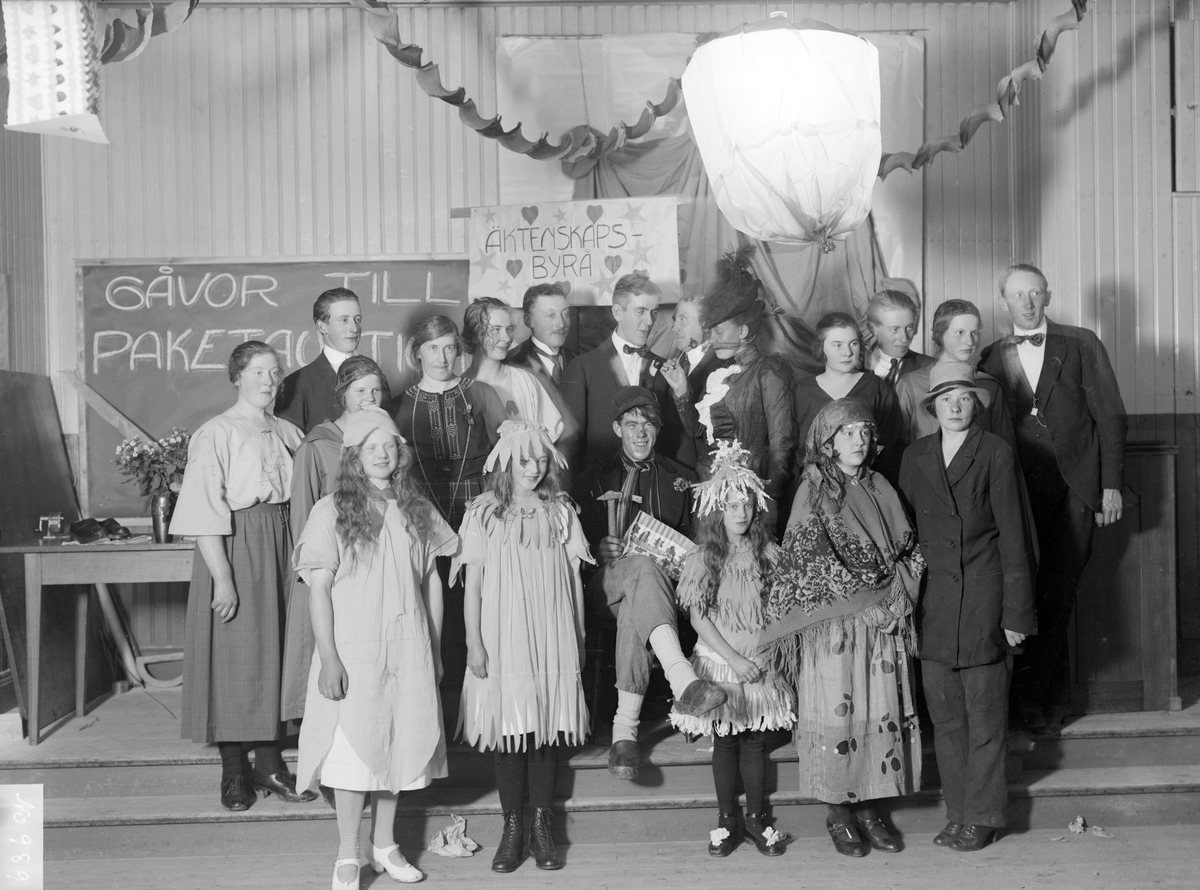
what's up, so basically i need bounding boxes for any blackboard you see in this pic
[79,258,471,517]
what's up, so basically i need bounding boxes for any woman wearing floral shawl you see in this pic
[760,399,925,858]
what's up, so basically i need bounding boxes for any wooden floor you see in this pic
[46,826,1200,890]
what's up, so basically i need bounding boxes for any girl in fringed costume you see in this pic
[760,399,925,859]
[669,441,795,858]
[294,407,458,890]
[455,420,593,874]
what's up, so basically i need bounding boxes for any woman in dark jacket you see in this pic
[664,244,796,532]
[898,361,1037,853]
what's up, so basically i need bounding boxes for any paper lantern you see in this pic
[3,0,108,143]
[683,14,880,251]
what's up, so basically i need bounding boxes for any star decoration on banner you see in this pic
[621,203,646,226]
[483,208,497,225]
[630,240,654,267]
[553,206,571,225]
[498,278,515,299]
[591,272,619,296]
[472,252,497,274]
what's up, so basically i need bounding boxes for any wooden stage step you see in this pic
[7,684,1200,863]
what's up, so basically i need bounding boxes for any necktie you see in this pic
[679,352,691,375]
[533,345,564,384]
[1013,333,1045,347]
[885,357,900,388]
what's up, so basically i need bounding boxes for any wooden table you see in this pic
[0,542,194,744]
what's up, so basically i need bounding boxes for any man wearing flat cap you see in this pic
[572,386,726,779]
[978,263,1127,733]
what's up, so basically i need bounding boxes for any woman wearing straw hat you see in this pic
[898,361,1037,853]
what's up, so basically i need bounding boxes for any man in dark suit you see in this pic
[505,283,576,443]
[274,287,362,434]
[978,263,1127,731]
[865,288,936,387]
[561,272,690,472]
[573,386,725,780]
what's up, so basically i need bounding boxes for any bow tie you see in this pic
[622,344,648,357]
[1012,333,1045,347]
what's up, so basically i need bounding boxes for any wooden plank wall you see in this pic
[0,80,46,375]
[44,0,1200,647]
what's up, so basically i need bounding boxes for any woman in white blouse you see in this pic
[170,341,317,811]
[462,296,564,441]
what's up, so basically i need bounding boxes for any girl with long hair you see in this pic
[669,441,794,858]
[455,420,592,874]
[294,407,457,890]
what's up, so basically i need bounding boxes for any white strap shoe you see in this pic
[371,844,425,883]
[331,857,363,890]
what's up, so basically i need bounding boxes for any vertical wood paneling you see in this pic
[0,82,45,374]
[1175,22,1200,192]
[27,2,1059,650]
[1173,196,1200,637]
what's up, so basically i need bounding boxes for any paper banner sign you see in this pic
[468,197,681,306]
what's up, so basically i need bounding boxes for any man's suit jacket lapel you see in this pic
[1036,323,1067,405]
[598,338,628,388]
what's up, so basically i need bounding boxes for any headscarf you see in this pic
[341,406,405,448]
[801,398,878,511]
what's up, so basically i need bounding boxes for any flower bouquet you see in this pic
[115,427,190,511]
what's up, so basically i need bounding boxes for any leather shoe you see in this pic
[856,813,902,852]
[827,818,867,858]
[607,739,640,780]
[249,769,318,803]
[708,812,738,857]
[220,774,255,811]
[529,807,564,870]
[744,812,785,857]
[673,679,728,718]
[953,824,996,852]
[933,821,964,848]
[491,810,524,873]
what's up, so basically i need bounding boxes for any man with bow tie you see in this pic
[978,263,1127,733]
[505,282,577,439]
[561,272,691,472]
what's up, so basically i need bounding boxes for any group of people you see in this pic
[166,249,1127,889]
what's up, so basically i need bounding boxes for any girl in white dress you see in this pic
[455,420,592,873]
[295,407,457,890]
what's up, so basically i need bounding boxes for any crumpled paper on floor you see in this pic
[427,814,482,857]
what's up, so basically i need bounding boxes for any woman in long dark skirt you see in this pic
[170,340,317,811]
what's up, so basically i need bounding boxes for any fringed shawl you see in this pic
[758,468,924,686]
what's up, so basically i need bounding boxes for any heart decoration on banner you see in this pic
[604,256,623,274]
[552,281,572,297]
[521,206,539,225]
[586,205,604,222]
[505,260,524,278]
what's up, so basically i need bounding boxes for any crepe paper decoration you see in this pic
[483,420,567,474]
[350,0,681,163]
[100,0,199,66]
[683,14,882,250]
[2,0,107,143]
[426,815,482,857]
[1069,815,1087,834]
[878,0,1094,180]
[1091,825,1114,838]
[692,439,770,517]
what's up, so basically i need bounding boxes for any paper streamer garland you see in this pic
[350,0,681,163]
[878,0,1094,180]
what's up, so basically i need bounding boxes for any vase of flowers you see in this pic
[115,427,190,543]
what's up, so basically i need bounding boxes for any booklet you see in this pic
[622,513,695,581]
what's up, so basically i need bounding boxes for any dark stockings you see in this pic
[494,733,561,811]
[218,742,250,781]
[251,740,284,776]
[711,730,767,813]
